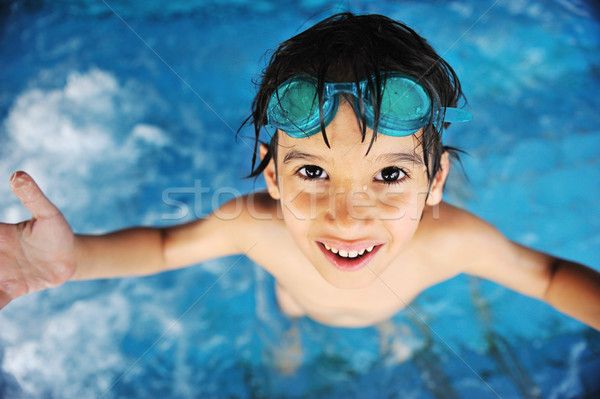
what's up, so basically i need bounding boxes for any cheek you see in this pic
[373,182,429,221]
[279,188,319,238]
[381,183,430,240]
[279,181,429,223]
[280,201,318,259]
[278,180,329,220]
[375,193,423,252]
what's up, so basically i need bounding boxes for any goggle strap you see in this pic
[442,107,473,123]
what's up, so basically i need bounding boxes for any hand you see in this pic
[0,172,76,309]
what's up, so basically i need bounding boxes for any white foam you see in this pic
[64,69,119,104]
[3,294,131,398]
[5,71,115,155]
[1,68,171,227]
[131,123,169,146]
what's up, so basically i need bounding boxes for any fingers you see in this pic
[9,171,60,220]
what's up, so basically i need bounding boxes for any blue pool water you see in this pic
[1,0,599,398]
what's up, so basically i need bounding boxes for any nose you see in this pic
[324,182,376,233]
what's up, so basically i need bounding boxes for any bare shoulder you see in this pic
[418,201,553,298]
[424,201,493,231]
[416,201,514,272]
[421,201,503,238]
[162,190,285,268]
[226,190,286,238]
[203,190,285,247]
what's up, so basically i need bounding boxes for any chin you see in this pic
[318,268,380,290]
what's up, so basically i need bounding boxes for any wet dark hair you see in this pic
[240,12,466,182]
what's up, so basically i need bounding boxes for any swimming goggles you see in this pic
[266,73,472,137]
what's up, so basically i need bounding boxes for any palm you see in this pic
[0,172,75,309]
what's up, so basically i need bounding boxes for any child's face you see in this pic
[263,99,448,289]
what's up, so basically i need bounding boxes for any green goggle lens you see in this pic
[266,73,471,138]
[270,80,321,131]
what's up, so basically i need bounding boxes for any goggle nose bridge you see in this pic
[322,81,366,101]
[321,82,372,123]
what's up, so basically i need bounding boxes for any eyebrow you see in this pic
[282,149,424,166]
[375,152,424,166]
[283,149,327,164]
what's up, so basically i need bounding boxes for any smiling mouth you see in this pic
[317,242,381,272]
[322,243,375,258]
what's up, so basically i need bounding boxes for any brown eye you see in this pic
[298,165,328,179]
[375,167,406,184]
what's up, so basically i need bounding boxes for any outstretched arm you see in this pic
[537,253,600,330]
[73,202,247,280]
[0,172,244,309]
[476,236,600,330]
[503,245,600,330]
[450,206,600,330]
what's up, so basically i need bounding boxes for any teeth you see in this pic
[323,243,376,258]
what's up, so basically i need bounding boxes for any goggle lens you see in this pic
[266,74,471,138]
[268,79,320,135]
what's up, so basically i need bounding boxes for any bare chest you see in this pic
[249,245,433,327]
[240,200,465,327]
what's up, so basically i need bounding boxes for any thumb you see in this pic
[9,171,61,220]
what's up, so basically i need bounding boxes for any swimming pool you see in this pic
[1,0,599,397]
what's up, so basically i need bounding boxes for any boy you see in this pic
[1,13,599,330]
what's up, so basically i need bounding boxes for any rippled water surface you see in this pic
[1,0,599,398]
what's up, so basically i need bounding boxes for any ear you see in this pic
[426,152,450,206]
[260,144,280,200]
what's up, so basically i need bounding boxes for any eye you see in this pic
[298,165,329,180]
[374,166,407,184]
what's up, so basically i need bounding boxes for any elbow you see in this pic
[540,258,600,329]
[158,227,170,271]
[541,257,562,302]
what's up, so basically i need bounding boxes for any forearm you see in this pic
[544,259,600,330]
[67,198,249,281]
[70,227,167,280]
